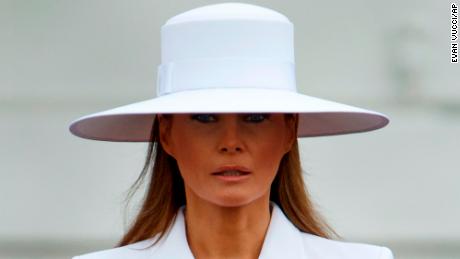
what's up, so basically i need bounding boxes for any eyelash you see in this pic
[191,114,270,123]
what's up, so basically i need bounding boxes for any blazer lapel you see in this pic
[152,206,195,258]
[258,202,307,259]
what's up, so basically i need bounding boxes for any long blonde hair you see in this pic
[116,113,338,247]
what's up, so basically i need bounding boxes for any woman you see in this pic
[70,3,394,259]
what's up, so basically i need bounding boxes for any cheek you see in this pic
[170,132,212,182]
[252,131,289,179]
[173,142,201,173]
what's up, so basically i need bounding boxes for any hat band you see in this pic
[156,58,296,96]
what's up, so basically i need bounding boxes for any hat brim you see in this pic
[69,88,389,142]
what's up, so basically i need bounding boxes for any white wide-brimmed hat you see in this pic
[69,2,389,142]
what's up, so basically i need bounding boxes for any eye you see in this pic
[191,114,216,123]
[245,113,270,123]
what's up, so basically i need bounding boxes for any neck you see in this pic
[183,195,272,259]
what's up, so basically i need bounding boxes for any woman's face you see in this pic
[158,113,296,207]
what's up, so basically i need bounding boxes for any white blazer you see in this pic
[73,202,394,259]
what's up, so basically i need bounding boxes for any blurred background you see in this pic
[1,0,459,258]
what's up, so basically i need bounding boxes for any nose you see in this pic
[218,115,244,154]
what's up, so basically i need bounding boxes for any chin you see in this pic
[209,191,262,208]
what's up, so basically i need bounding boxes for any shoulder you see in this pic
[300,232,394,259]
[71,238,159,259]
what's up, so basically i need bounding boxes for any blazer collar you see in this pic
[152,201,306,258]
[258,201,306,258]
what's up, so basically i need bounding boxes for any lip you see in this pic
[213,174,251,182]
[212,165,251,182]
[212,165,251,175]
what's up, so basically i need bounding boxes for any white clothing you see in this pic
[73,202,393,259]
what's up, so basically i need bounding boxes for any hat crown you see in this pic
[164,3,290,25]
[156,3,296,96]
